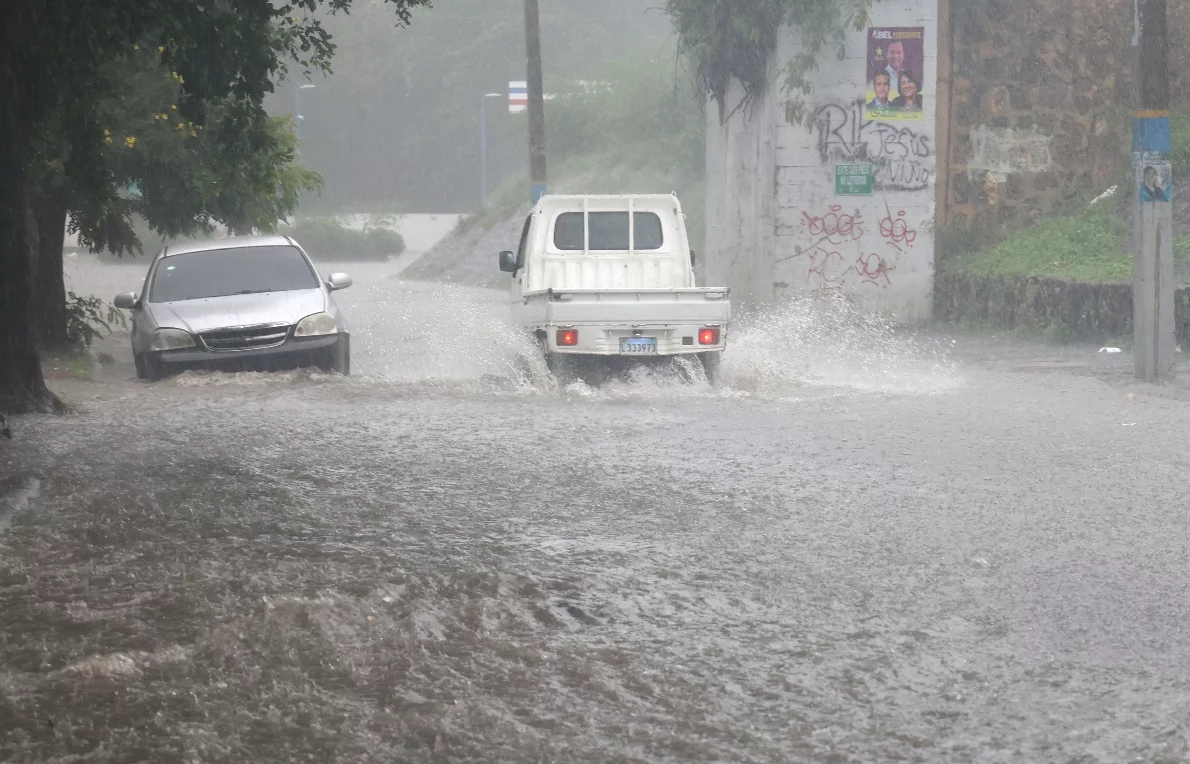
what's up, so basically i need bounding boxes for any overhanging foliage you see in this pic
[665,0,878,123]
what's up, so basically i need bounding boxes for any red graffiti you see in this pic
[780,246,897,290]
[806,248,849,286]
[802,206,866,245]
[879,210,917,249]
[855,252,895,287]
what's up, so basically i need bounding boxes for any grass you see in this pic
[946,203,1131,282]
[1173,106,1190,180]
[945,108,1190,284]
[945,196,1190,285]
[41,352,95,382]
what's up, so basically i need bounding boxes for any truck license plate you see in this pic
[620,337,657,354]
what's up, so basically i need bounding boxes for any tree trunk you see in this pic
[33,188,71,352]
[0,80,57,414]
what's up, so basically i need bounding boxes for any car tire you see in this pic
[135,352,164,382]
[332,336,351,376]
[699,351,722,387]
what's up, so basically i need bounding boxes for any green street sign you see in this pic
[835,164,874,196]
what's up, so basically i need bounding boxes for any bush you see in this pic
[281,216,405,261]
[364,227,405,256]
[66,292,127,348]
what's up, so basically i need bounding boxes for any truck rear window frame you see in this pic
[552,211,665,252]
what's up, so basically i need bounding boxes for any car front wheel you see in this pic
[135,352,164,382]
[318,336,350,376]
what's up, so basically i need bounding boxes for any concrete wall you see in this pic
[705,1,940,322]
[703,77,777,307]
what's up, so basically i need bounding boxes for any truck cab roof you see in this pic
[531,193,683,216]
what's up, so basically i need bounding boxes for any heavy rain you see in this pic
[3,1,1190,762]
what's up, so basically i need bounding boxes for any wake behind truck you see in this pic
[498,193,731,384]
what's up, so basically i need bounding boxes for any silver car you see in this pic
[114,236,352,381]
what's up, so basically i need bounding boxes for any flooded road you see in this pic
[4,258,1190,762]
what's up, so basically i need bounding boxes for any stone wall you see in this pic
[936,268,1190,346]
[1173,3,1190,102]
[942,0,1190,231]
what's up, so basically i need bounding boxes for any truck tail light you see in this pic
[557,329,579,347]
[699,327,720,345]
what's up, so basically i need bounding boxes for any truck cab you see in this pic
[498,193,731,382]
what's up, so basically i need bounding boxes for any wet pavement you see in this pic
[3,258,1190,762]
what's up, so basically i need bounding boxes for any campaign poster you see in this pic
[865,27,925,122]
[1136,154,1173,203]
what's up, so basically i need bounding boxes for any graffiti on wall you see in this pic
[778,204,917,291]
[878,209,919,251]
[801,206,866,245]
[812,101,933,191]
[967,125,1053,183]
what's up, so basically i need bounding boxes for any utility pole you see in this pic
[480,93,501,206]
[1132,0,1175,381]
[523,0,548,204]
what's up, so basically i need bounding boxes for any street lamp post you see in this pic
[294,83,317,143]
[481,92,502,206]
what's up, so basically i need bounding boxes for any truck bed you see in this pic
[520,288,731,327]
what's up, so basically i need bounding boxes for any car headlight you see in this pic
[150,328,196,351]
[294,312,339,337]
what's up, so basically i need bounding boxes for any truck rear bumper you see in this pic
[537,323,726,355]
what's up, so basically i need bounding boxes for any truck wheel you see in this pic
[545,354,580,385]
[699,352,723,387]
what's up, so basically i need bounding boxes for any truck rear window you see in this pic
[553,212,664,251]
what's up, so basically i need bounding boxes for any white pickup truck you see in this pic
[498,193,731,383]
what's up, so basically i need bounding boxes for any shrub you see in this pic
[66,292,127,348]
[282,216,405,261]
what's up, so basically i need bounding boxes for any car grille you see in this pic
[200,324,291,352]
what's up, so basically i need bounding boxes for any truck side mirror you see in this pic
[498,250,517,273]
[690,250,697,268]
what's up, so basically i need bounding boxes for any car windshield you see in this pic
[149,245,319,303]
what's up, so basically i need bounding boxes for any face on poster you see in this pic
[1136,153,1173,203]
[865,27,925,122]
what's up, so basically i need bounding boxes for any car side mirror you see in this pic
[498,250,517,273]
[114,292,138,310]
[327,273,353,291]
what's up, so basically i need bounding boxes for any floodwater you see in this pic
[3,257,1190,763]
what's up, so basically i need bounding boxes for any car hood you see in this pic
[149,290,327,334]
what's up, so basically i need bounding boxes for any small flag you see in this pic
[509,81,527,114]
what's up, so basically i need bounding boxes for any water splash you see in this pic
[722,294,960,397]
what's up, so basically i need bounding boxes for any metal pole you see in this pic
[1132,0,1175,381]
[294,85,302,142]
[524,0,548,204]
[481,93,488,206]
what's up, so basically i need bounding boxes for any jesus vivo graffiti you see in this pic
[812,101,933,191]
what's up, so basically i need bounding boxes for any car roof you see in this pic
[161,235,297,257]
